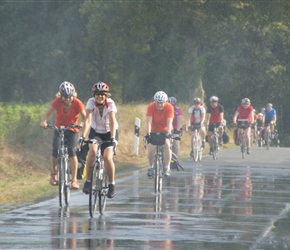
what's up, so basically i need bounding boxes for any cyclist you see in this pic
[145,91,174,178]
[168,97,183,157]
[40,81,86,189]
[81,82,118,199]
[187,97,206,156]
[256,112,264,143]
[251,109,258,143]
[233,98,254,154]
[206,96,224,155]
[263,103,277,140]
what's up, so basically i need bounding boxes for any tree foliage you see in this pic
[1,0,290,132]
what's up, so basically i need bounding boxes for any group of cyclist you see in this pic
[40,82,278,199]
[144,92,278,175]
[40,81,117,199]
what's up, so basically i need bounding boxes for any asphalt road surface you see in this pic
[0,146,290,250]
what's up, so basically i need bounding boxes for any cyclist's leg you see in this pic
[66,131,80,189]
[207,126,213,153]
[218,124,223,144]
[245,127,251,153]
[172,139,180,157]
[50,131,60,185]
[200,126,206,148]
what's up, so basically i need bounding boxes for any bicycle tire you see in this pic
[58,157,65,207]
[212,135,219,160]
[266,130,271,150]
[241,132,246,159]
[158,155,163,193]
[154,154,159,194]
[89,163,99,218]
[99,171,107,215]
[64,159,70,206]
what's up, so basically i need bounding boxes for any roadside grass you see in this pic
[0,102,237,208]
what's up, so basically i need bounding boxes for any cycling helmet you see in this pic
[154,91,168,103]
[193,97,201,104]
[59,81,75,98]
[242,98,250,104]
[266,103,273,107]
[168,97,177,105]
[258,113,263,117]
[92,82,110,92]
[209,96,219,102]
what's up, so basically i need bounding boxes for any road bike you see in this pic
[237,120,250,159]
[81,138,115,217]
[209,123,219,160]
[144,132,168,194]
[47,124,79,207]
[190,123,202,162]
[264,125,272,150]
[256,126,264,147]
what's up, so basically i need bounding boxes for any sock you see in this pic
[109,182,115,185]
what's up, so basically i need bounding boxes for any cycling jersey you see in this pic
[236,105,254,122]
[146,102,174,132]
[188,106,205,123]
[86,97,118,133]
[51,97,84,133]
[264,108,276,121]
[172,106,183,130]
[207,104,224,123]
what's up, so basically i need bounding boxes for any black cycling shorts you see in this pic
[52,130,78,158]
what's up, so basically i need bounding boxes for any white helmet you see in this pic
[258,113,263,117]
[209,96,219,102]
[242,98,250,104]
[154,91,168,103]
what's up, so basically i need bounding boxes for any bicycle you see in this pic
[81,138,115,217]
[47,124,79,207]
[256,126,264,147]
[264,125,272,150]
[144,132,168,194]
[237,120,249,159]
[190,123,202,162]
[209,123,220,160]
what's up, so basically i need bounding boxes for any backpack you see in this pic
[170,152,184,171]
[222,131,230,144]
[76,143,89,180]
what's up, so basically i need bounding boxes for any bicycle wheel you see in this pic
[241,133,246,159]
[192,136,199,162]
[58,157,65,207]
[154,155,159,194]
[158,157,163,193]
[266,130,271,150]
[89,163,99,218]
[64,159,70,206]
[99,169,108,215]
[212,135,219,160]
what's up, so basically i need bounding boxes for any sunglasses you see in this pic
[95,92,106,96]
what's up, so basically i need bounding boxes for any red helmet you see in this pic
[92,82,110,92]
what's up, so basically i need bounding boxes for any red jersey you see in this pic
[207,104,224,123]
[146,102,174,132]
[51,97,84,132]
[236,105,253,122]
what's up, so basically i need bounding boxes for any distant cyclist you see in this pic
[187,97,206,156]
[40,81,86,189]
[145,91,174,178]
[206,96,224,155]
[233,98,254,154]
[256,112,264,140]
[168,97,183,157]
[81,82,118,198]
[263,103,277,140]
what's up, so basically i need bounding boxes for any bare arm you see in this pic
[233,111,239,123]
[167,117,173,134]
[40,106,55,128]
[176,115,183,131]
[81,109,92,138]
[109,111,117,139]
[146,116,152,134]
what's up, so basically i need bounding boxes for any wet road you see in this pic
[1,147,290,249]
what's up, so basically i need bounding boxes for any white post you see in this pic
[133,118,141,155]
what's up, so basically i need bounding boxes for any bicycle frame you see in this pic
[264,125,272,150]
[210,123,219,160]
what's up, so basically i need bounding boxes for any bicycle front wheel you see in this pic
[89,163,99,218]
[58,157,65,207]
[99,172,108,215]
[64,160,70,206]
[266,131,271,150]
[212,136,219,160]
